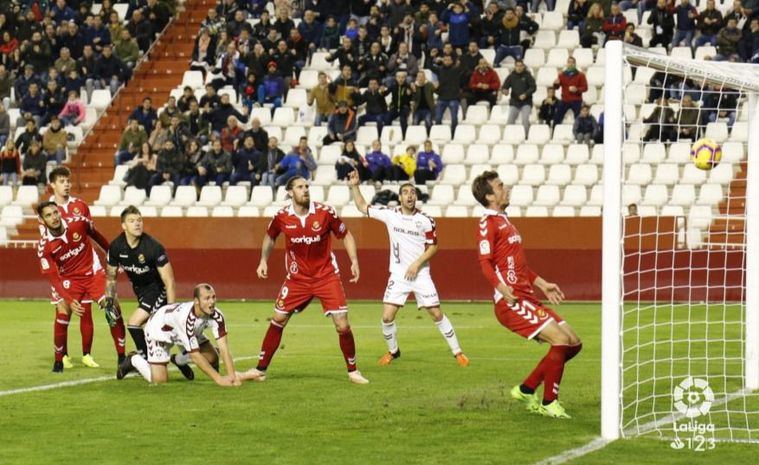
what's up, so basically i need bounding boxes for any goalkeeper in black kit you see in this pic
[104,206,193,379]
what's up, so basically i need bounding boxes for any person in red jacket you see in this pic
[602,3,628,42]
[463,58,501,111]
[552,57,588,126]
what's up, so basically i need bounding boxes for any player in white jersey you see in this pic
[117,284,242,386]
[348,171,469,367]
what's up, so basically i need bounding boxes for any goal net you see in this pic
[601,42,759,444]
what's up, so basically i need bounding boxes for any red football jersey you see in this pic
[52,195,92,220]
[38,216,99,279]
[266,202,349,281]
[477,208,538,303]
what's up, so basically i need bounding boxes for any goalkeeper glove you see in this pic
[101,297,121,327]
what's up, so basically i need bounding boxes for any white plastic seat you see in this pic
[565,144,590,164]
[688,205,713,229]
[160,206,183,217]
[661,205,685,217]
[671,46,693,59]
[90,89,111,111]
[490,144,515,164]
[340,205,363,217]
[721,142,744,163]
[546,48,569,67]
[623,143,641,165]
[298,70,319,89]
[497,165,519,185]
[197,186,222,207]
[642,143,666,163]
[551,124,574,144]
[440,165,466,185]
[463,106,488,125]
[93,185,121,207]
[540,144,564,164]
[0,186,14,207]
[453,125,476,144]
[186,206,209,217]
[237,206,260,217]
[0,205,24,227]
[404,125,428,145]
[172,186,197,207]
[283,126,307,147]
[121,186,146,206]
[514,144,540,164]
[504,206,521,217]
[681,164,708,184]
[145,185,172,207]
[138,206,157,217]
[429,125,452,143]
[488,105,511,124]
[573,164,598,186]
[536,67,558,87]
[521,164,546,186]
[284,88,308,108]
[556,30,580,48]
[697,184,723,205]
[182,70,204,89]
[442,144,465,164]
[465,144,489,165]
[528,124,551,145]
[572,48,594,68]
[467,164,493,183]
[356,126,378,146]
[210,206,234,217]
[668,143,691,164]
[222,185,249,207]
[509,185,534,207]
[313,168,338,185]
[562,185,587,207]
[429,185,455,205]
[89,205,107,217]
[326,185,350,206]
[249,186,274,207]
[445,205,469,217]
[524,206,549,217]
[579,206,601,216]
[263,126,282,141]
[546,165,572,185]
[534,185,560,207]
[533,30,556,49]
[523,49,545,68]
[308,126,329,147]
[585,66,605,87]
[590,144,605,164]
[455,186,478,206]
[627,163,652,185]
[695,46,717,61]
[653,164,680,185]
[622,185,642,205]
[670,185,696,206]
[541,11,564,30]
[705,122,729,142]
[730,122,748,142]
[318,144,342,165]
[478,124,502,145]
[250,107,272,125]
[552,206,575,217]
[641,184,669,207]
[708,163,734,185]
[110,165,130,186]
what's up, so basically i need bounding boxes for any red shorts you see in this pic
[274,276,348,316]
[494,295,564,340]
[50,270,106,305]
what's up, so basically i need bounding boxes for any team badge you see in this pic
[311,221,321,231]
[72,232,81,242]
[73,207,81,215]
[138,254,146,264]
[275,299,285,310]
[536,308,547,319]
[415,221,423,230]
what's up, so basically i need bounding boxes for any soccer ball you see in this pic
[690,138,722,170]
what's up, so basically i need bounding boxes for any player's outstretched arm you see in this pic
[189,350,234,387]
[216,335,241,386]
[257,234,276,279]
[89,225,111,252]
[342,231,360,283]
[347,170,369,214]
[532,275,565,306]
[158,263,177,303]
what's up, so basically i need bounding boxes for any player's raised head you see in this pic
[398,183,417,211]
[193,283,217,314]
[472,170,509,210]
[36,201,62,229]
[120,205,143,237]
[285,175,310,207]
[48,166,71,197]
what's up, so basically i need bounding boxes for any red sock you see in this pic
[257,321,285,370]
[54,312,70,362]
[109,316,126,356]
[542,345,569,403]
[565,343,582,363]
[338,328,357,372]
[80,302,94,355]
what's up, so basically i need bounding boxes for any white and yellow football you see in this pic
[690,138,722,170]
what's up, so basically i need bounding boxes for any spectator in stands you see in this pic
[573,105,599,145]
[94,44,126,95]
[738,18,759,63]
[716,18,743,60]
[378,24,396,56]
[0,65,10,111]
[410,70,436,135]
[185,100,212,145]
[42,116,68,164]
[329,65,359,108]
[643,97,677,142]
[502,59,537,134]
[129,9,155,52]
[672,0,699,47]
[14,66,38,106]
[442,2,471,49]
[42,78,65,125]
[704,86,738,129]
[276,138,317,186]
[54,47,78,77]
[493,8,524,66]
[58,91,86,127]
[260,136,286,187]
[0,139,20,186]
[272,40,298,89]
[391,144,416,182]
[84,14,111,54]
[320,16,341,49]
[125,142,157,191]
[0,103,8,146]
[244,117,269,153]
[15,118,43,155]
[459,41,483,82]
[387,41,418,85]
[298,10,323,53]
[414,140,443,185]
[357,78,389,136]
[231,135,262,185]
[209,92,248,133]
[190,28,216,76]
[385,70,413,139]
[308,72,335,126]
[257,61,286,111]
[365,139,393,183]
[324,100,358,145]
[78,45,98,97]
[553,57,588,126]
[240,72,260,111]
[481,3,504,48]
[568,0,591,30]
[132,97,159,133]
[197,138,233,187]
[623,23,644,46]
[581,3,607,48]
[286,29,308,78]
[220,116,243,154]
[327,37,359,73]
[19,82,46,127]
[115,30,140,69]
[117,118,149,165]
[603,3,627,43]
[358,42,389,87]
[21,140,47,186]
[53,0,77,23]
[179,140,204,186]
[200,84,221,111]
[60,22,85,61]
[463,59,500,113]
[538,87,559,127]
[432,54,464,135]
[146,0,172,35]
[335,140,368,181]
[23,32,53,77]
[694,0,723,47]
[515,5,540,51]
[677,94,701,139]
[177,86,196,113]
[108,11,125,45]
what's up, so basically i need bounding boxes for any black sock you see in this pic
[520,384,535,395]
[211,360,220,371]
[542,399,553,406]
[127,325,147,357]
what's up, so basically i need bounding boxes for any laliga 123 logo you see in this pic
[669,377,716,452]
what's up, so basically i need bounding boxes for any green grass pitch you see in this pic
[0,300,754,464]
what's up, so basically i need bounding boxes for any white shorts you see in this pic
[383,274,440,309]
[145,334,208,364]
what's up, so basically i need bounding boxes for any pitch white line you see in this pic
[533,388,750,465]
[0,355,258,398]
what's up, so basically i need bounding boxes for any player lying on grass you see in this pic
[347,170,469,367]
[117,284,242,386]
[472,170,582,419]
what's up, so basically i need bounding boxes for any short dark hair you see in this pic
[193,283,213,299]
[120,205,142,223]
[48,166,71,184]
[36,200,57,217]
[472,170,500,208]
[285,175,307,191]
[399,183,416,196]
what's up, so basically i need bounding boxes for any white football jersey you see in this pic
[367,206,438,277]
[145,301,227,352]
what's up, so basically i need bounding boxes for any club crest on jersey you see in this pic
[138,254,146,264]
[72,232,82,242]
[275,298,285,310]
[73,207,81,215]
[536,308,547,319]
[311,221,321,231]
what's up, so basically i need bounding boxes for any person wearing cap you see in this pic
[323,101,357,145]
[258,61,285,111]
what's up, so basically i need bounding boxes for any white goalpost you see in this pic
[602,41,759,443]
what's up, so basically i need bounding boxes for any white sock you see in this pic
[435,315,462,355]
[174,352,191,366]
[131,354,152,382]
[381,320,399,354]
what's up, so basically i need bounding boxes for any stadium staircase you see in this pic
[706,161,747,249]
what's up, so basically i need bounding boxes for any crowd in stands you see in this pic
[0,0,172,187]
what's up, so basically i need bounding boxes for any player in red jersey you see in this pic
[44,166,127,369]
[472,171,582,419]
[239,175,369,384]
[36,201,126,373]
